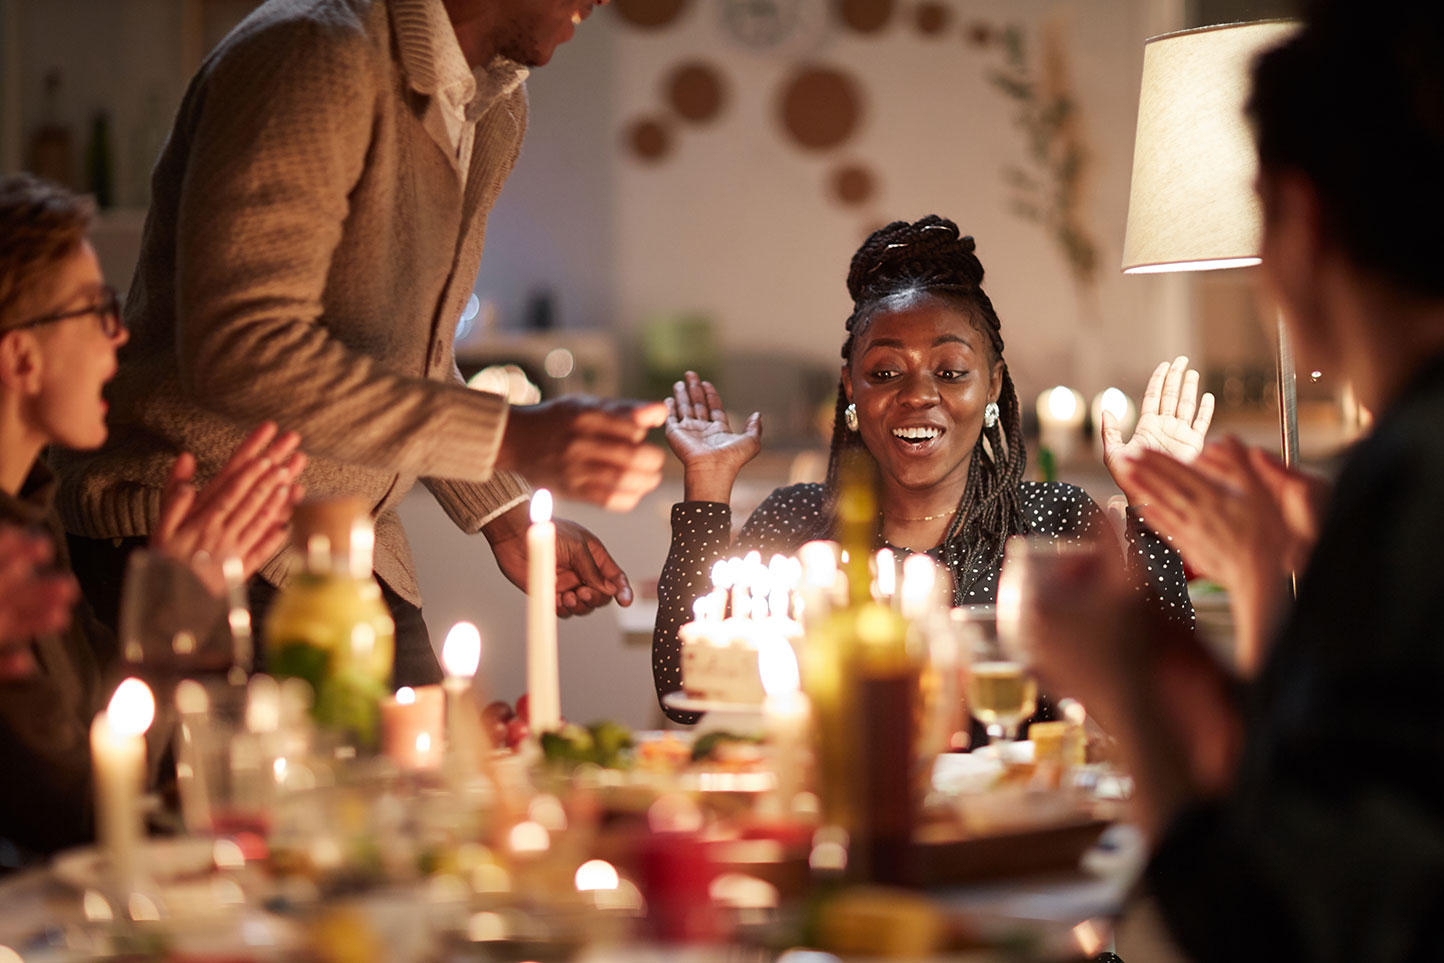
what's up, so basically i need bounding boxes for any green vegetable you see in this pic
[690,730,761,763]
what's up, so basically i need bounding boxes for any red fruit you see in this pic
[505,717,530,750]
[482,700,514,725]
[481,700,514,749]
[514,693,530,725]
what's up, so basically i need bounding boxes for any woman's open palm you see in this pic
[1104,356,1215,501]
[665,371,761,500]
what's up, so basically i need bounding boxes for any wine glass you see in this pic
[119,548,253,689]
[120,548,253,790]
[957,603,1036,752]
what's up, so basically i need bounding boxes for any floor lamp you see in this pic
[1121,20,1301,466]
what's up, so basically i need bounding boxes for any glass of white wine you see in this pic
[961,603,1038,751]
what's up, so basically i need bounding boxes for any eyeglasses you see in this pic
[8,286,125,338]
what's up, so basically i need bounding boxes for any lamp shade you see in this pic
[1121,20,1298,274]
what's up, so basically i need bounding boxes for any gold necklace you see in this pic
[882,508,957,523]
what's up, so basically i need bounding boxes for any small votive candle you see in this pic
[381,684,445,770]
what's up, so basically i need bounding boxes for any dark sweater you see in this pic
[0,463,115,864]
[1148,355,1444,963]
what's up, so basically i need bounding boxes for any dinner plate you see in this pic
[661,691,766,715]
[51,837,217,891]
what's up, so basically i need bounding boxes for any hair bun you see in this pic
[846,215,985,303]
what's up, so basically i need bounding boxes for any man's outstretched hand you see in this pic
[483,503,635,617]
[497,397,666,512]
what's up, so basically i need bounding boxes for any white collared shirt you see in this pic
[392,0,529,187]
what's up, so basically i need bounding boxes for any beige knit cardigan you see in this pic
[52,0,533,605]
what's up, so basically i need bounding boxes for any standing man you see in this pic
[53,0,663,686]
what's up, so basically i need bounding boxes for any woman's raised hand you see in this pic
[664,371,762,503]
[1103,355,1215,503]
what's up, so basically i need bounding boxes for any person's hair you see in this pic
[0,174,96,328]
[806,215,1028,602]
[1248,0,1444,298]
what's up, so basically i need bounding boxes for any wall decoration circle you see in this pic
[626,118,673,162]
[666,61,727,124]
[837,0,894,35]
[914,2,950,37]
[612,0,688,29]
[779,66,863,151]
[830,163,876,205]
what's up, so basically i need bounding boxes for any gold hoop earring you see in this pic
[844,403,859,432]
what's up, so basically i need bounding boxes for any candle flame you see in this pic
[1098,387,1130,421]
[1047,385,1080,420]
[900,553,939,617]
[874,548,897,598]
[710,559,732,589]
[246,674,281,734]
[575,859,620,891]
[508,820,550,854]
[175,679,208,715]
[758,639,800,697]
[107,677,155,736]
[799,541,838,587]
[529,489,553,524]
[396,686,416,706]
[443,621,483,678]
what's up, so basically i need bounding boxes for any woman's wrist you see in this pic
[682,465,739,504]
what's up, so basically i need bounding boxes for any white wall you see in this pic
[485,0,1190,401]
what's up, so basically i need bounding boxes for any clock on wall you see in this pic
[720,0,830,56]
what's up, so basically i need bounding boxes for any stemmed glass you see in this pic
[958,603,1037,752]
[119,548,253,796]
[119,548,252,690]
[989,535,1105,748]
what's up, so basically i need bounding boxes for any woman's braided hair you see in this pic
[806,215,1028,602]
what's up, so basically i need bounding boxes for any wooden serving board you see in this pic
[904,818,1112,886]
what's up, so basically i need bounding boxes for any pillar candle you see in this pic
[1037,386,1087,463]
[92,678,155,893]
[442,624,482,786]
[526,490,561,732]
[759,639,809,812]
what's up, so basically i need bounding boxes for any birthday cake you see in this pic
[679,617,802,706]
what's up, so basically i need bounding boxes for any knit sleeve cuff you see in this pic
[425,470,532,535]
[421,388,512,482]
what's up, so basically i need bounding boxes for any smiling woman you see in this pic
[651,215,1212,725]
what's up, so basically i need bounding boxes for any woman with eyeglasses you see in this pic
[0,172,305,862]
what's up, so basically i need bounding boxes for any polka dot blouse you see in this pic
[652,481,1194,724]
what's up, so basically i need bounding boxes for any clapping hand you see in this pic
[151,422,307,579]
[1103,356,1215,504]
[1115,437,1329,672]
[665,371,762,503]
